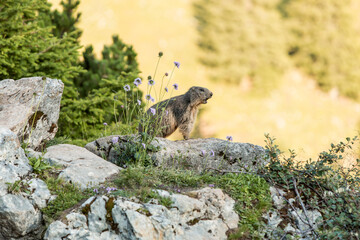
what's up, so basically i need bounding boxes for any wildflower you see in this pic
[134,78,142,86]
[93,188,98,193]
[148,75,152,80]
[158,51,163,57]
[150,97,155,102]
[209,184,215,188]
[137,99,141,106]
[150,108,156,115]
[174,61,180,69]
[201,150,206,156]
[103,122,108,126]
[165,87,168,92]
[165,110,169,115]
[173,83,178,90]
[142,143,146,149]
[148,79,155,86]
[226,136,233,142]
[165,72,169,76]
[177,189,181,193]
[244,164,248,169]
[106,187,117,193]
[124,84,131,91]
[210,150,215,156]
[145,94,152,101]
[121,105,124,108]
[112,136,119,144]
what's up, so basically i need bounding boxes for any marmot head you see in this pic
[187,86,213,106]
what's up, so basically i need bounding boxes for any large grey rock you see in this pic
[85,135,267,172]
[43,221,70,240]
[43,144,121,189]
[0,194,43,239]
[0,77,64,150]
[45,188,239,240]
[0,127,32,196]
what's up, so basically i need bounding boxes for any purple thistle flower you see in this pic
[103,122,108,126]
[93,188,98,193]
[134,78,142,86]
[209,184,215,188]
[142,143,146,149]
[148,79,155,86]
[226,136,233,142]
[124,84,131,91]
[150,108,156,115]
[201,150,206,156]
[145,94,152,101]
[112,136,119,144]
[137,99,141,106]
[174,61,180,69]
[165,87,168,92]
[165,72,169,76]
[210,150,215,156]
[173,83,178,90]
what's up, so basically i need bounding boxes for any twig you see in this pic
[292,177,319,238]
[205,167,253,175]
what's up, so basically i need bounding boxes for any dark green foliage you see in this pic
[261,134,360,238]
[193,0,289,93]
[75,35,139,97]
[280,0,360,100]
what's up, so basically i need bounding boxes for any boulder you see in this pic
[0,127,32,197]
[85,135,267,172]
[44,188,239,240]
[0,77,64,150]
[0,194,43,239]
[43,144,121,189]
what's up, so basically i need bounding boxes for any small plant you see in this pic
[28,155,53,175]
[6,180,30,194]
[260,134,360,239]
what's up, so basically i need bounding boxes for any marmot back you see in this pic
[138,86,213,140]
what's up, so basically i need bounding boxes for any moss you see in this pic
[105,197,118,231]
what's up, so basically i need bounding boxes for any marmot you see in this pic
[139,86,213,140]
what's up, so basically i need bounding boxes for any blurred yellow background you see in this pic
[51,0,360,162]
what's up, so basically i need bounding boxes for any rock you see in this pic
[289,208,322,236]
[43,144,121,189]
[269,186,286,210]
[85,135,267,172]
[0,127,32,197]
[28,178,51,209]
[88,196,108,233]
[0,77,64,150]
[44,188,239,240]
[43,221,70,240]
[0,194,42,239]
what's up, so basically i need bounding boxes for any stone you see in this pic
[269,186,286,210]
[85,135,267,173]
[88,196,108,234]
[0,194,42,239]
[43,221,70,240]
[0,77,64,150]
[28,178,51,209]
[43,144,121,189]
[0,127,32,197]
[289,208,322,235]
[178,219,228,240]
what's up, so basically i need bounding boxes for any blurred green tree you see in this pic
[281,0,360,100]
[193,0,289,93]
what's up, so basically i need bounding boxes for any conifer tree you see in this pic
[193,0,289,92]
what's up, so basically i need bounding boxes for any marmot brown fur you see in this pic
[139,86,213,140]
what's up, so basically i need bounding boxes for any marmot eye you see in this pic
[199,88,204,92]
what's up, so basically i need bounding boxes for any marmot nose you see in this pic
[210,92,213,97]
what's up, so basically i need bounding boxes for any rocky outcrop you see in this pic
[0,77,64,150]
[85,135,267,172]
[43,144,122,189]
[0,127,32,197]
[262,186,323,239]
[44,187,239,240]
